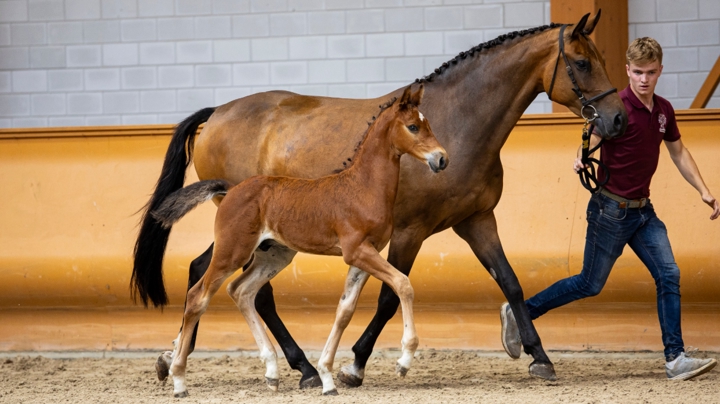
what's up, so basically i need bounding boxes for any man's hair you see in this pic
[626,37,663,65]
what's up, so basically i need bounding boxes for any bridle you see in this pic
[547,24,617,193]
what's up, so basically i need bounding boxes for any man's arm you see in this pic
[665,139,720,220]
[573,133,602,173]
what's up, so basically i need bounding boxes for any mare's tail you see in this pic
[151,180,230,229]
[131,107,216,308]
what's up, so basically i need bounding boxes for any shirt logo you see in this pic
[658,113,667,133]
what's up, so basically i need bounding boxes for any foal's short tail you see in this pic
[152,180,230,229]
[131,107,216,308]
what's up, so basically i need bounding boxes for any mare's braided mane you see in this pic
[416,23,564,83]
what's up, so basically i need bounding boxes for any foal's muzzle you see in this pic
[426,150,449,173]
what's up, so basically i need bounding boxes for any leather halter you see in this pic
[547,24,617,194]
[546,24,617,109]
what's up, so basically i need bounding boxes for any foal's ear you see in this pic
[571,12,591,39]
[399,85,413,108]
[410,84,424,106]
[582,9,601,36]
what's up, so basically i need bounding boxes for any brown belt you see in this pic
[599,188,648,209]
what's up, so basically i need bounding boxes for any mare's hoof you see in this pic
[173,391,189,398]
[337,368,363,387]
[529,362,557,381]
[395,363,409,378]
[322,389,339,396]
[266,377,279,391]
[299,374,323,389]
[155,352,171,382]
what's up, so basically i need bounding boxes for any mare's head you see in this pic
[544,11,628,139]
[386,85,448,173]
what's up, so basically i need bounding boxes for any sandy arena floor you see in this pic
[1,350,718,404]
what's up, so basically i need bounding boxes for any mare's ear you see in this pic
[583,9,601,36]
[571,12,590,39]
[410,84,425,106]
[399,85,413,108]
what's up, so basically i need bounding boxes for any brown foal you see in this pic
[151,85,448,397]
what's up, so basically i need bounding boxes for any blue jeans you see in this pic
[525,193,684,361]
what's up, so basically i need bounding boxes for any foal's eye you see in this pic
[407,124,419,133]
[575,60,590,71]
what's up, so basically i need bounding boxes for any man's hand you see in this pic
[573,157,588,173]
[703,193,720,220]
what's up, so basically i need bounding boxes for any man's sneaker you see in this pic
[666,352,717,381]
[500,302,522,359]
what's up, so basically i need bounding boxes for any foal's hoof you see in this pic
[265,377,279,391]
[322,388,339,396]
[529,362,557,381]
[155,351,172,382]
[173,390,189,398]
[299,374,323,389]
[395,363,409,378]
[337,368,363,387]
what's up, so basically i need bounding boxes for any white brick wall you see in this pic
[630,0,720,108]
[4,0,714,128]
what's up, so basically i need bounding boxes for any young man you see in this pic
[501,37,719,380]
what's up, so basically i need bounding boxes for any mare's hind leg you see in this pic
[344,241,419,380]
[316,266,370,395]
[338,230,424,387]
[226,245,296,391]
[453,211,556,380]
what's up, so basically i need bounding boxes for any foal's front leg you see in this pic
[345,242,419,378]
[316,266,370,395]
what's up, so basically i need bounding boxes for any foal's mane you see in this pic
[336,96,399,172]
[416,23,563,83]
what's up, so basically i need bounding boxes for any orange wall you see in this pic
[1,111,719,310]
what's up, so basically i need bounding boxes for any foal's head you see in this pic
[384,85,448,173]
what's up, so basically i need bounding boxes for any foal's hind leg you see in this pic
[169,245,255,397]
[316,266,370,395]
[226,246,296,391]
[155,243,214,382]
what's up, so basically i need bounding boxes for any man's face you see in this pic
[626,60,663,98]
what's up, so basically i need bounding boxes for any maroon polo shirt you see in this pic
[597,85,681,200]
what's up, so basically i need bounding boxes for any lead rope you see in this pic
[577,105,608,193]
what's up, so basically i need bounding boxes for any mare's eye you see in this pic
[407,124,419,133]
[575,60,590,71]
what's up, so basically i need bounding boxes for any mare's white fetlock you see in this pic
[318,364,339,395]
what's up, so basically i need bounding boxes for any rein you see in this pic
[547,24,616,193]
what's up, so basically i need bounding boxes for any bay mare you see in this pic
[132,12,627,387]
[150,86,447,397]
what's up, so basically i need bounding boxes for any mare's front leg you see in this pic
[452,211,556,381]
[316,266,370,395]
[338,230,424,387]
[344,241,419,381]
